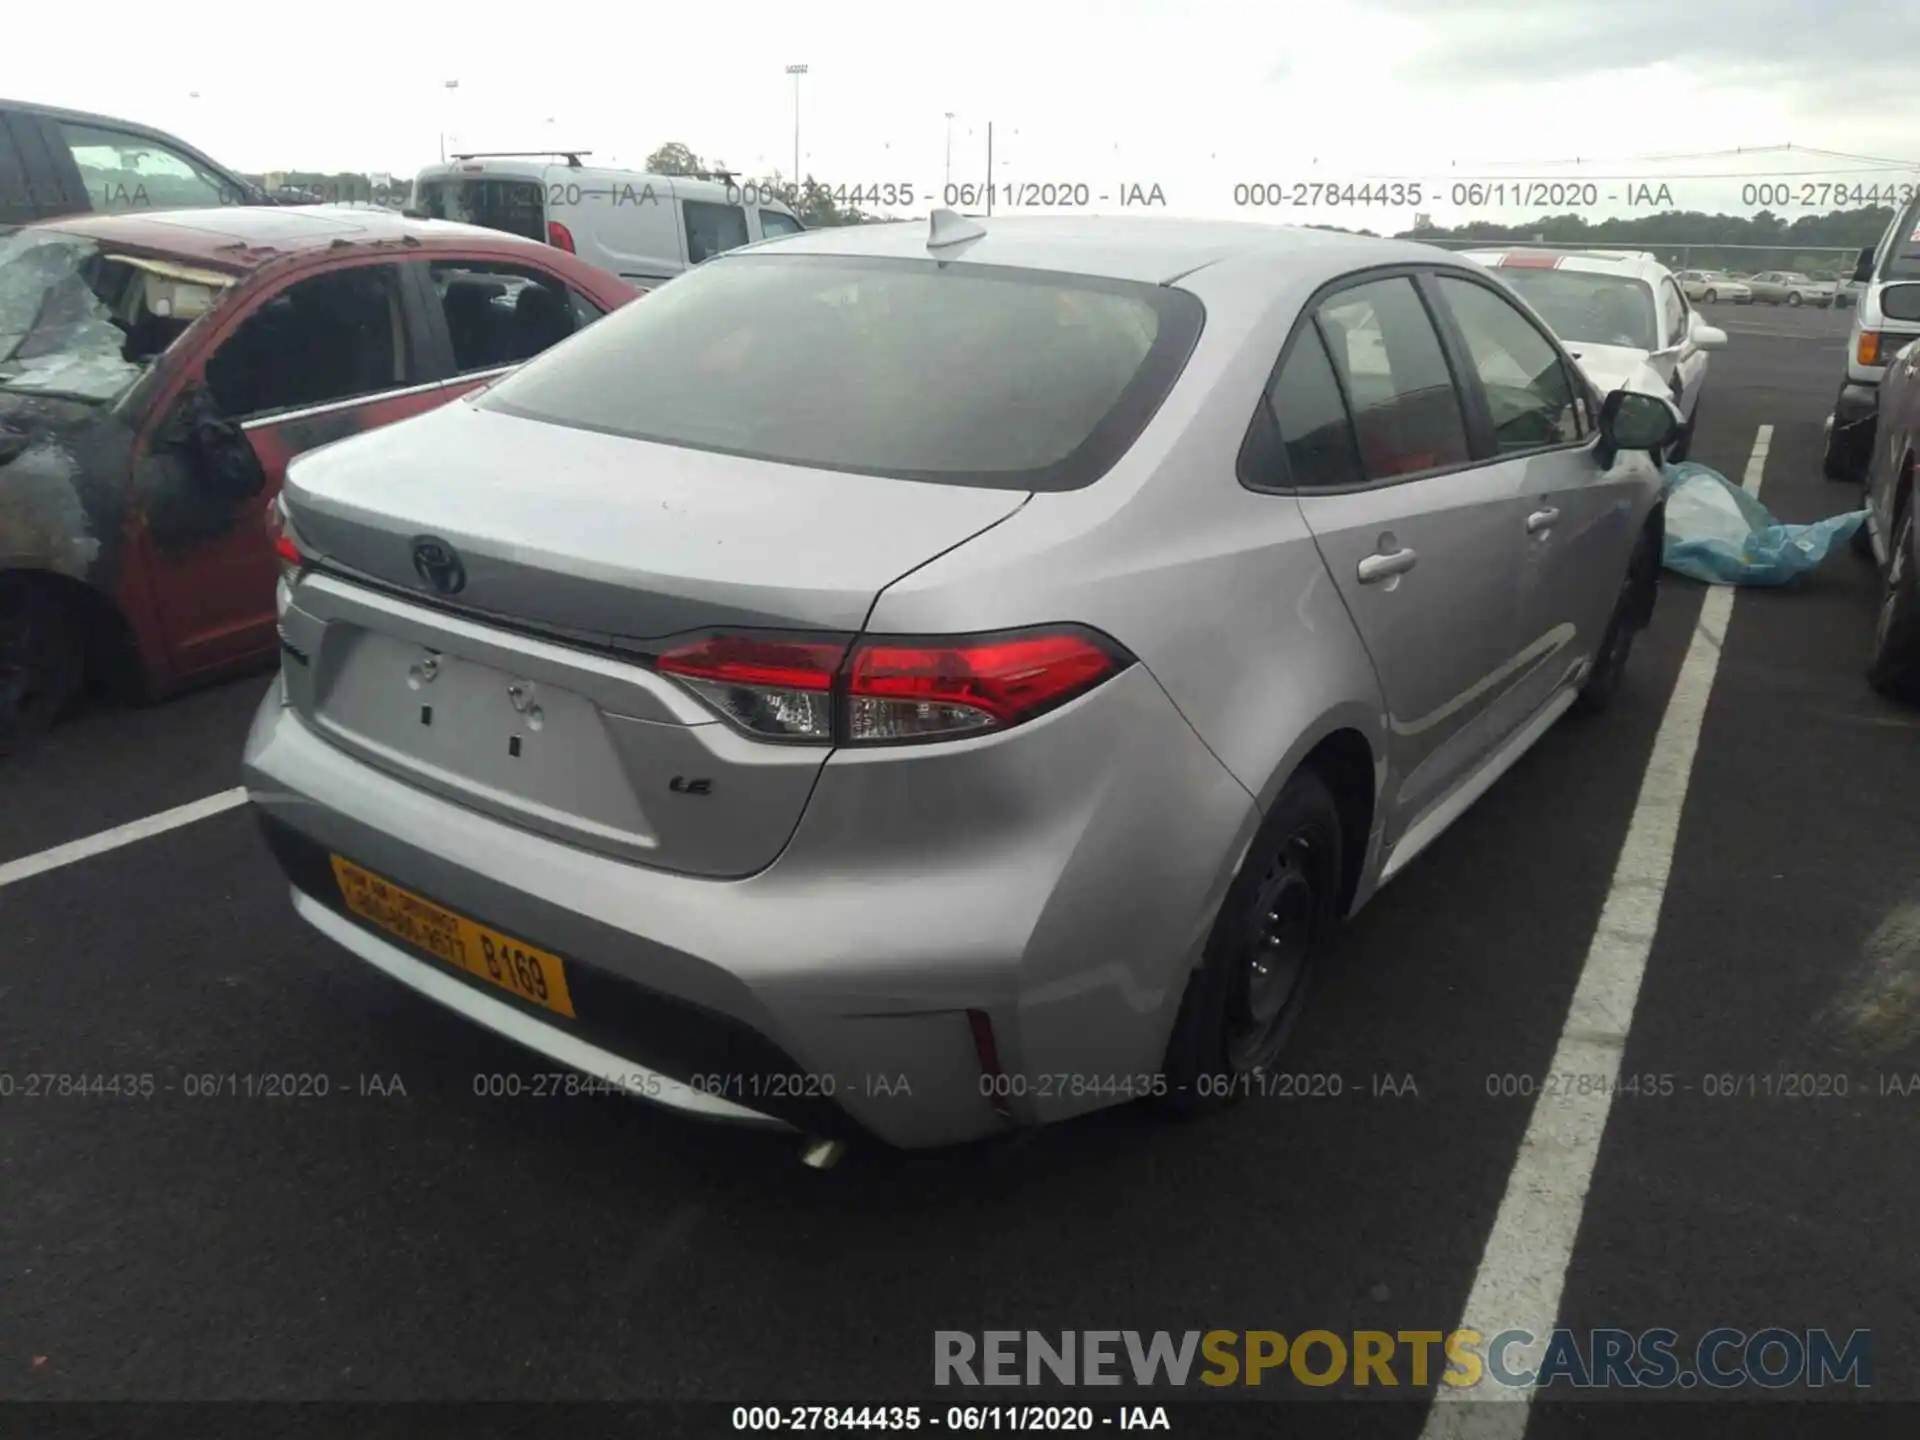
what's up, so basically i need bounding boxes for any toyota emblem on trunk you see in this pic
[411,536,466,595]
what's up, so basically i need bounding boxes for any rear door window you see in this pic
[416,177,546,242]
[1315,276,1471,480]
[1260,325,1365,489]
[204,265,412,420]
[683,199,750,263]
[426,260,591,373]
[478,252,1204,491]
[55,120,234,212]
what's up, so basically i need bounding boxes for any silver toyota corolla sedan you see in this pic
[243,213,1681,1151]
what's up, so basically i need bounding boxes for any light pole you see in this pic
[785,64,808,187]
[439,79,459,164]
[944,112,955,193]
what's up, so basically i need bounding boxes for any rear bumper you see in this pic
[243,664,1259,1150]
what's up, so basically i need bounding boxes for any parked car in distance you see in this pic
[0,204,636,757]
[1744,270,1837,306]
[412,153,805,290]
[1676,269,1752,304]
[1827,195,1920,482]
[245,213,1681,1154]
[0,96,270,230]
[1460,247,1725,462]
[1832,276,1863,310]
[1857,334,1920,702]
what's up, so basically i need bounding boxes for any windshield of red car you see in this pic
[0,230,201,404]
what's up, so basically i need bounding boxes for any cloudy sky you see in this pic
[13,0,1920,228]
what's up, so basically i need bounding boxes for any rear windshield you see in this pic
[1881,196,1920,282]
[416,177,544,242]
[477,253,1204,490]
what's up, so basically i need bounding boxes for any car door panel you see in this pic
[1427,272,1639,730]
[135,259,442,677]
[1276,274,1527,839]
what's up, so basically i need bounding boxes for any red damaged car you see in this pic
[0,204,636,756]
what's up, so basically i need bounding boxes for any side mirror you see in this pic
[158,386,267,501]
[1691,321,1729,352]
[1854,247,1875,284]
[1596,388,1682,467]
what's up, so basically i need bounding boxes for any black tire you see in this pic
[1703,288,1717,304]
[1866,505,1920,704]
[0,579,85,761]
[1788,291,1804,307]
[1160,767,1345,1114]
[1573,529,1655,717]
[1823,418,1869,483]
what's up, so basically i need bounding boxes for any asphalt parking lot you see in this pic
[2,299,1916,1434]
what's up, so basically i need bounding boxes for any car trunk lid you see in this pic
[276,401,1030,877]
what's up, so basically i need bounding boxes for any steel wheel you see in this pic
[1221,829,1329,1072]
[1160,767,1345,1111]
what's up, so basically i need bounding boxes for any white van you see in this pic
[1825,191,1920,481]
[411,152,806,290]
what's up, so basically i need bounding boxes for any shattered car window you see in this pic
[0,231,199,403]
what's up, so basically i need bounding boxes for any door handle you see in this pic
[1527,507,1560,534]
[1356,547,1418,584]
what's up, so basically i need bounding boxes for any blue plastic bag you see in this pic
[1659,461,1869,587]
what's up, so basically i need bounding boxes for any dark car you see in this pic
[1,98,273,230]
[0,204,638,756]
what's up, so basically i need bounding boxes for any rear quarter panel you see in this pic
[864,252,1390,852]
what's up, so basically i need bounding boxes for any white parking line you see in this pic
[0,788,249,891]
[1419,426,1771,1437]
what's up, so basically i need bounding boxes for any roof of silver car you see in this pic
[739,214,1456,285]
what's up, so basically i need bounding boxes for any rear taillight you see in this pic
[657,635,845,741]
[654,627,1132,746]
[547,220,576,252]
[264,496,308,569]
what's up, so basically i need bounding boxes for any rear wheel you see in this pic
[0,578,85,760]
[1160,768,1344,1114]
[1866,505,1920,704]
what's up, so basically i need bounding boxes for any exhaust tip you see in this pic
[800,1137,848,1170]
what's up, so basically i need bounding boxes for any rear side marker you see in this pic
[967,1008,1013,1121]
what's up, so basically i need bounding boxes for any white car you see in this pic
[1461,248,1728,462]
[1675,269,1752,304]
